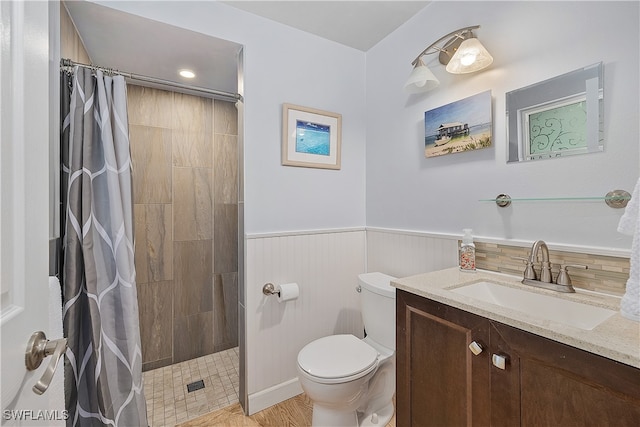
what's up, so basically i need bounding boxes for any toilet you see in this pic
[297,272,397,427]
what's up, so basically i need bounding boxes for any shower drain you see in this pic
[186,379,205,393]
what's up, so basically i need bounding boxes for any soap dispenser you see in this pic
[460,228,476,272]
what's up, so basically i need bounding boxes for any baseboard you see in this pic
[247,377,304,415]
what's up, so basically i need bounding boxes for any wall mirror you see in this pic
[506,62,603,163]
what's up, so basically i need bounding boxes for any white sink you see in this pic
[451,281,616,330]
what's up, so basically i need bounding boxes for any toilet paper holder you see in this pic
[262,283,280,297]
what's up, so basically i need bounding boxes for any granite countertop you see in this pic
[392,268,640,369]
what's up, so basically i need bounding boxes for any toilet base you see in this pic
[310,400,395,427]
[358,401,394,427]
[311,403,358,427]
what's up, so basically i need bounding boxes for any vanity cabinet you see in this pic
[396,289,640,427]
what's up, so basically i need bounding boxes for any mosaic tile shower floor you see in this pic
[143,347,239,426]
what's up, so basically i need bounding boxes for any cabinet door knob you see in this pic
[492,354,507,370]
[468,341,483,355]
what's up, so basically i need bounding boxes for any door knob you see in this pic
[468,341,483,356]
[492,353,508,370]
[25,331,67,395]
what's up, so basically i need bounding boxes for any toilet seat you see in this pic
[297,334,379,384]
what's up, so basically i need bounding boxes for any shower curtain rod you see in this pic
[61,58,242,102]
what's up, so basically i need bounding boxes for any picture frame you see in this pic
[424,90,492,158]
[282,103,342,170]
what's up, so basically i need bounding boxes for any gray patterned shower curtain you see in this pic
[61,67,147,426]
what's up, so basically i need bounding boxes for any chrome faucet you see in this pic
[519,240,581,293]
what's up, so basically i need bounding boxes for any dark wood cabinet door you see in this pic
[397,290,491,427]
[492,322,640,427]
[397,292,640,427]
[489,321,521,427]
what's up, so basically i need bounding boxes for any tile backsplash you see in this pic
[474,242,630,296]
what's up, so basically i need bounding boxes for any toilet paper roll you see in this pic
[277,283,299,302]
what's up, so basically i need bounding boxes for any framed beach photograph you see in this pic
[282,103,342,170]
[424,90,492,158]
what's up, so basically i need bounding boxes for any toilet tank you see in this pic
[358,272,397,351]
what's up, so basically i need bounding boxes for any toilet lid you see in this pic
[297,334,378,379]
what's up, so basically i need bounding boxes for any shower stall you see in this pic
[59,4,246,421]
[129,84,240,371]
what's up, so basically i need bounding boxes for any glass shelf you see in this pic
[480,190,631,209]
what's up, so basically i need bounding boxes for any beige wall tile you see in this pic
[174,240,213,317]
[213,273,238,353]
[136,204,173,282]
[213,204,238,274]
[128,85,174,127]
[138,281,174,364]
[172,93,213,131]
[130,125,172,203]
[214,100,238,136]
[174,167,213,241]
[173,312,214,363]
[173,130,214,168]
[172,93,214,167]
[214,134,238,204]
[142,357,173,372]
[134,204,150,285]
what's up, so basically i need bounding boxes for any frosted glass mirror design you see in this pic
[506,63,603,163]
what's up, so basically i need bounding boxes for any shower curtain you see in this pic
[61,67,147,426]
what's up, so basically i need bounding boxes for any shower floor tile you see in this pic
[143,347,239,426]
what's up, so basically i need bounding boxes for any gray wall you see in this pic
[365,1,639,250]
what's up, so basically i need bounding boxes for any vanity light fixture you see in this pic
[179,69,196,79]
[404,25,493,93]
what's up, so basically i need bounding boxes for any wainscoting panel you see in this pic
[245,229,366,413]
[366,228,459,278]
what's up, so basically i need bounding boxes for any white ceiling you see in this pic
[64,1,243,97]
[221,1,430,52]
[64,1,430,96]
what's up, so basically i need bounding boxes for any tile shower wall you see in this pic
[129,85,238,371]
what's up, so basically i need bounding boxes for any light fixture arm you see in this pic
[410,25,480,66]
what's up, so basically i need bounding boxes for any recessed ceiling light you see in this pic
[179,69,195,79]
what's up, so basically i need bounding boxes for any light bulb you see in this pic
[460,52,477,66]
[179,69,195,79]
[446,37,493,74]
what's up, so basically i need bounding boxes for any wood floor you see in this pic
[178,393,396,427]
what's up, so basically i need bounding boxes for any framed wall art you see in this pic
[424,90,492,158]
[282,103,341,170]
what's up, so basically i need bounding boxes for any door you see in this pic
[0,1,64,425]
